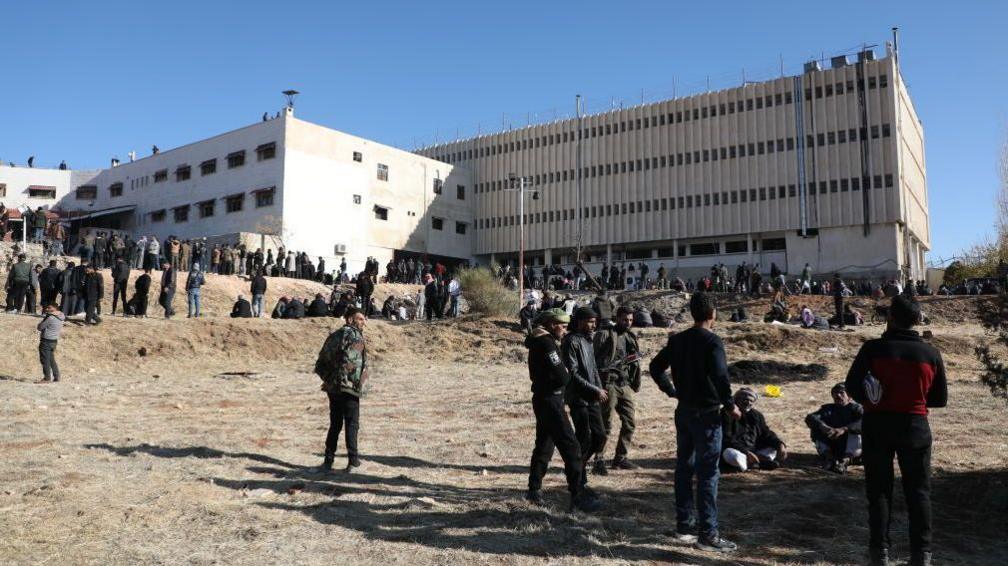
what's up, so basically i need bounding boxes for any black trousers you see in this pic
[39,339,60,381]
[834,296,845,325]
[528,393,583,494]
[569,402,607,487]
[112,281,128,313]
[325,391,360,460]
[25,288,37,314]
[85,298,101,324]
[41,288,58,308]
[8,282,28,312]
[863,413,933,554]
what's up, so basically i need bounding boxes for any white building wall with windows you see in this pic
[0,166,100,212]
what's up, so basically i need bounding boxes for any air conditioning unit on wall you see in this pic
[334,244,347,255]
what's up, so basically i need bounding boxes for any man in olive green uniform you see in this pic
[314,307,369,472]
[593,306,641,473]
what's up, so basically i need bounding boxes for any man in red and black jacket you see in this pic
[844,295,947,566]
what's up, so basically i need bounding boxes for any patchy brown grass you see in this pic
[0,286,1005,565]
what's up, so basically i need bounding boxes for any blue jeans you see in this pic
[252,294,264,317]
[187,288,201,317]
[674,407,723,539]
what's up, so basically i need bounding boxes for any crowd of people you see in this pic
[510,292,945,565]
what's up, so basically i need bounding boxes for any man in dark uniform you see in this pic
[83,265,103,325]
[562,306,609,494]
[131,268,152,317]
[845,295,947,566]
[525,308,600,512]
[314,307,369,473]
[111,257,130,315]
[593,306,641,473]
[39,260,61,307]
[160,262,177,319]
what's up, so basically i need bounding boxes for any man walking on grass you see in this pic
[37,303,64,383]
[845,295,947,566]
[314,307,369,473]
[649,292,741,553]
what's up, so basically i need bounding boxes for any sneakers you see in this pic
[569,491,602,513]
[760,459,780,471]
[611,457,639,470]
[663,528,698,544]
[345,457,361,473]
[317,457,334,473]
[525,489,544,505]
[828,459,848,474]
[592,459,609,476]
[695,536,737,553]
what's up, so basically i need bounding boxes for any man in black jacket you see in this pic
[806,383,863,474]
[720,387,787,472]
[131,268,152,317]
[649,293,741,553]
[526,308,600,512]
[306,293,329,317]
[423,275,439,321]
[39,260,60,307]
[58,262,78,314]
[230,295,253,318]
[250,269,267,318]
[356,272,374,315]
[844,296,947,566]
[284,298,306,319]
[111,258,130,315]
[83,265,103,325]
[562,306,609,494]
[160,262,177,319]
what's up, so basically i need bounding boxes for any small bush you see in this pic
[457,266,518,317]
[977,293,1008,405]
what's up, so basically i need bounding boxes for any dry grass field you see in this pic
[0,278,1005,565]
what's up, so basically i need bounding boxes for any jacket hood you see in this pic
[524,326,550,348]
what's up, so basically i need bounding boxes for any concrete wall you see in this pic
[281,117,474,276]
[0,166,99,212]
[74,117,286,243]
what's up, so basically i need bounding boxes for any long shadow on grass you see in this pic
[87,442,1008,565]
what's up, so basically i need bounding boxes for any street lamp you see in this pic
[507,173,538,305]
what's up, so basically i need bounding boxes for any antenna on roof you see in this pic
[282,90,300,109]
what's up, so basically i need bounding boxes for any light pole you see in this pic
[507,173,537,305]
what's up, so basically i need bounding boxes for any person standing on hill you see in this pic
[131,268,152,317]
[844,295,947,566]
[356,271,374,315]
[833,274,846,329]
[250,269,267,317]
[593,306,641,473]
[186,263,205,318]
[6,253,31,313]
[160,261,177,319]
[649,292,741,553]
[37,303,64,383]
[562,306,609,496]
[525,308,601,512]
[111,257,130,316]
[39,260,60,308]
[83,265,103,325]
[314,307,368,473]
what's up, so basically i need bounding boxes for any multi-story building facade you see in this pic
[418,46,929,281]
[0,108,474,275]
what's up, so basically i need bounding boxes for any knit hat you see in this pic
[537,308,570,324]
[733,387,758,406]
[572,306,597,321]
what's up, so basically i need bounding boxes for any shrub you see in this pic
[976,293,1008,405]
[457,266,518,317]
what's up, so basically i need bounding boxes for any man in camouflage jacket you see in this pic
[314,307,369,472]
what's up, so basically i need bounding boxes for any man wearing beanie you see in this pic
[562,305,609,497]
[805,383,864,474]
[525,308,600,512]
[845,295,947,566]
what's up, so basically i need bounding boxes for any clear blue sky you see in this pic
[2,1,1004,262]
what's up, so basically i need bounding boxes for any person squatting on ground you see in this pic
[844,295,947,566]
[314,307,369,473]
[649,292,741,553]
[562,306,609,498]
[592,306,641,474]
[525,308,602,512]
[805,383,863,474]
[37,303,64,383]
[720,388,788,472]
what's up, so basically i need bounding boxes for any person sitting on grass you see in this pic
[721,387,788,471]
[806,383,863,474]
[271,296,289,319]
[230,295,253,318]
